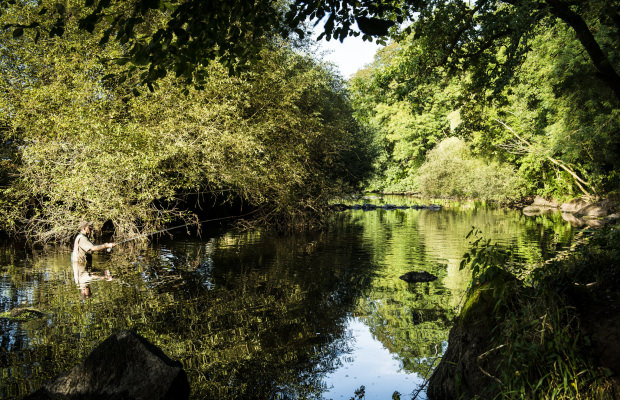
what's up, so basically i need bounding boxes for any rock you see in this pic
[428,269,518,400]
[522,205,556,216]
[523,197,560,216]
[531,196,559,208]
[0,307,46,321]
[399,270,438,283]
[586,219,608,228]
[606,213,620,221]
[331,203,350,211]
[25,330,189,400]
[576,199,618,218]
[560,198,590,213]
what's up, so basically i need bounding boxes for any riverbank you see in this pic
[428,225,620,399]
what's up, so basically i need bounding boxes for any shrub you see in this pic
[417,137,519,201]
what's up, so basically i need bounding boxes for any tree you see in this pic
[6,1,617,103]
[0,2,374,242]
[293,1,620,103]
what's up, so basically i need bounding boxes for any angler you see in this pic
[71,221,116,298]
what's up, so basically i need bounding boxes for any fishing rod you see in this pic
[108,208,261,249]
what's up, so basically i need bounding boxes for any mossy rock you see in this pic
[0,307,46,321]
[428,267,519,400]
[460,266,518,325]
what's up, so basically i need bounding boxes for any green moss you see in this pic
[0,307,46,321]
[460,266,518,327]
[459,284,494,326]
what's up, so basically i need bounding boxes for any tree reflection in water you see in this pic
[0,203,575,399]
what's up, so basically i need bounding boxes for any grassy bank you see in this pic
[429,225,620,399]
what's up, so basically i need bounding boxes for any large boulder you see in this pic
[428,270,518,400]
[531,196,559,208]
[25,330,189,400]
[522,196,559,216]
[576,199,618,218]
[560,198,590,213]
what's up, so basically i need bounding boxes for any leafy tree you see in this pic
[8,1,616,104]
[417,137,520,200]
[0,2,373,242]
[350,3,619,197]
[486,23,620,197]
[349,42,465,193]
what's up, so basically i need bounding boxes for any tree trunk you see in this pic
[547,0,620,103]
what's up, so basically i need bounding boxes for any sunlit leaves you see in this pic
[0,9,372,242]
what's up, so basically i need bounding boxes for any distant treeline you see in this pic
[350,20,619,201]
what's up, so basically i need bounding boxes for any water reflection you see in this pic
[0,200,576,399]
[323,318,425,400]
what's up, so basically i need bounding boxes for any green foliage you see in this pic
[456,227,620,399]
[460,227,513,285]
[4,0,400,88]
[472,22,620,198]
[349,41,465,193]
[0,3,373,242]
[19,0,614,103]
[417,137,520,201]
[350,7,619,199]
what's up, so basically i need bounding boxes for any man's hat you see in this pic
[78,221,94,231]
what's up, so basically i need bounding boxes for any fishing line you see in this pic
[109,208,261,249]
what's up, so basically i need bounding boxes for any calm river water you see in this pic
[0,196,576,399]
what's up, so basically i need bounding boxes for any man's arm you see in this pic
[90,242,115,252]
[79,236,115,253]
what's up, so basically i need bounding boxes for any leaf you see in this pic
[356,16,394,36]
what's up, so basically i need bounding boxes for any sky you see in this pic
[313,31,383,79]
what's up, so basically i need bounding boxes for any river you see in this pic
[0,196,576,399]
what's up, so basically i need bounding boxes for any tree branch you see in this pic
[439,1,489,67]
[546,0,620,102]
[494,118,597,196]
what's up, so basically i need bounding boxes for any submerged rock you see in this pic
[399,270,438,283]
[25,330,189,400]
[331,203,442,211]
[330,203,349,211]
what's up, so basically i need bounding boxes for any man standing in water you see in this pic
[72,221,116,297]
